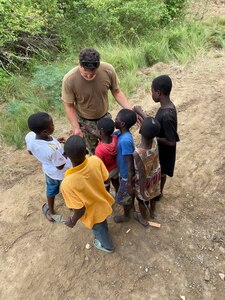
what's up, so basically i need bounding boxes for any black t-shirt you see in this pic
[155,106,179,177]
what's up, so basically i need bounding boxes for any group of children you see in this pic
[25,75,179,253]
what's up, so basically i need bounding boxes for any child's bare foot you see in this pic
[133,211,149,227]
[150,209,156,219]
[113,215,130,223]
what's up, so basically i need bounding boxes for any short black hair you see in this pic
[97,118,115,136]
[152,75,172,96]
[140,117,161,139]
[28,112,50,134]
[64,135,86,161]
[118,109,137,129]
[79,48,100,71]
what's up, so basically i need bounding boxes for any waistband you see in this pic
[79,112,108,122]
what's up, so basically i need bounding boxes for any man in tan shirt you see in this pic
[61,48,134,154]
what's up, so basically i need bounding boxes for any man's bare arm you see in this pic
[63,102,83,136]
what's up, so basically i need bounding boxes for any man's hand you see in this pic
[70,126,83,137]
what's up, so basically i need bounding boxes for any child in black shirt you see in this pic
[151,75,179,193]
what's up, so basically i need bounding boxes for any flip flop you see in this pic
[93,239,113,253]
[113,215,130,223]
[42,203,55,222]
[51,214,66,223]
[132,211,149,227]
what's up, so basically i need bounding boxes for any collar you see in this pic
[65,157,88,176]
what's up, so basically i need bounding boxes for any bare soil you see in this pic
[0,3,225,299]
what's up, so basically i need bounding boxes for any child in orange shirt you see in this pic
[61,135,115,253]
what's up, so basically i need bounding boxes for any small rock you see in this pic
[205,268,211,281]
[85,243,91,250]
[129,242,132,246]
[126,229,131,234]
[139,266,142,269]
[180,296,186,300]
[84,256,89,261]
[218,273,225,280]
[145,267,149,273]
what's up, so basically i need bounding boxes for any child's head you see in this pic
[97,118,115,137]
[115,109,137,130]
[140,117,161,140]
[64,135,86,165]
[151,75,172,102]
[28,112,54,135]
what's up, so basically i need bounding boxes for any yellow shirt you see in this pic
[61,156,115,229]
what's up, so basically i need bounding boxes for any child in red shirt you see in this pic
[95,118,119,193]
[81,118,119,193]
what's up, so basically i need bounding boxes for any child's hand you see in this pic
[132,105,147,125]
[64,217,75,228]
[57,137,66,144]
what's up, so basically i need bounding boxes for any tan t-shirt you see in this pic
[61,62,119,119]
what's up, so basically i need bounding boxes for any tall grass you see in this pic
[0,18,225,148]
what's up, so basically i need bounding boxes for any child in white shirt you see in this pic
[25,112,72,222]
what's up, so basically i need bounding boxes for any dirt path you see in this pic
[0,49,225,299]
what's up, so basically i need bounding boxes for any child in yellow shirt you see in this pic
[61,135,115,253]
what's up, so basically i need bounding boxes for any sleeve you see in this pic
[61,180,84,209]
[121,136,134,156]
[25,132,35,151]
[162,114,178,142]
[61,77,75,104]
[51,150,67,167]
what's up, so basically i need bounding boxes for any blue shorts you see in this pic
[45,175,61,197]
[92,219,113,251]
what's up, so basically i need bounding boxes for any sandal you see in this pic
[113,215,130,223]
[93,239,113,253]
[42,203,55,222]
[132,211,149,227]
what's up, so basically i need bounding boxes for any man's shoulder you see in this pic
[63,67,79,83]
[99,62,115,72]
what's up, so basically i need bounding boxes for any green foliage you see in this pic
[162,0,187,24]
[0,0,45,46]
[32,64,72,107]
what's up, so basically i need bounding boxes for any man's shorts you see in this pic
[45,175,61,197]
[115,178,132,205]
[78,112,112,155]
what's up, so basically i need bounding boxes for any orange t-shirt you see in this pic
[61,156,115,229]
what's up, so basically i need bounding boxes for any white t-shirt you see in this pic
[25,132,72,180]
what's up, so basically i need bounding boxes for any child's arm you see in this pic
[57,137,66,144]
[80,123,100,138]
[125,154,135,195]
[157,137,176,146]
[64,206,86,228]
[56,164,66,170]
[133,105,148,121]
